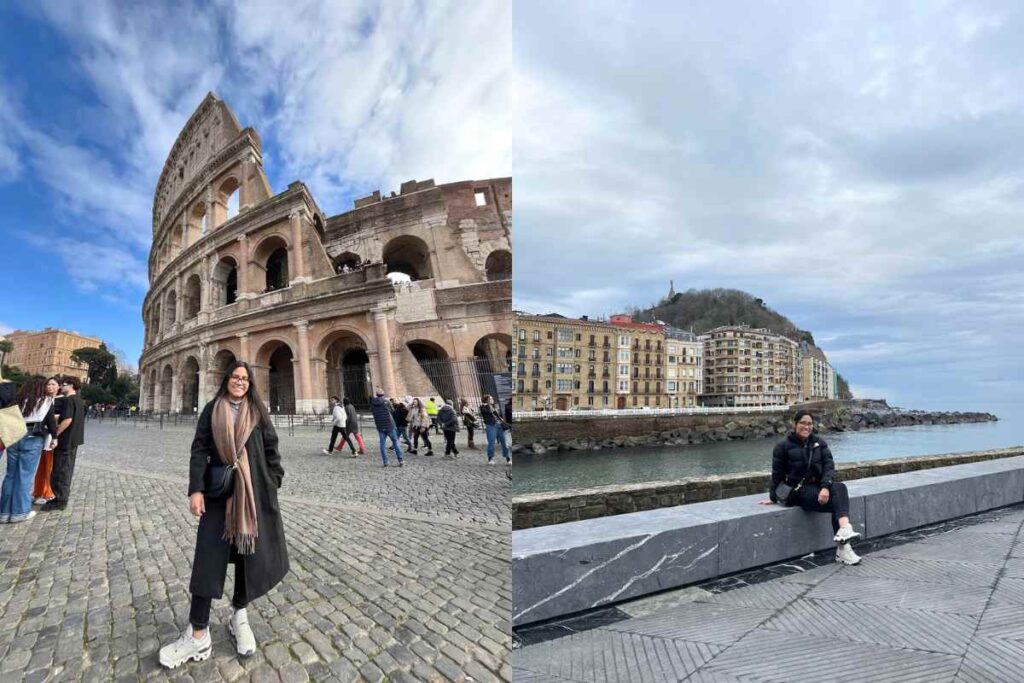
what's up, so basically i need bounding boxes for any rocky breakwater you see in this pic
[513,400,998,456]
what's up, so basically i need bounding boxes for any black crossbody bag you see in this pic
[203,458,239,500]
[774,441,814,506]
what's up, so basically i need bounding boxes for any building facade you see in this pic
[139,93,511,414]
[700,325,798,407]
[664,325,703,407]
[609,315,666,408]
[4,328,101,381]
[799,342,837,402]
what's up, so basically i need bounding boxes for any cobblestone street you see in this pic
[0,421,512,682]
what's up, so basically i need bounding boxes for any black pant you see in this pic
[328,426,355,453]
[443,430,459,455]
[50,445,78,507]
[465,423,475,445]
[190,560,249,630]
[413,429,432,452]
[429,416,440,434]
[791,481,850,533]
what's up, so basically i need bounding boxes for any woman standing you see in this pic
[438,399,460,458]
[408,397,434,456]
[761,410,862,565]
[480,394,511,465]
[342,397,365,455]
[459,398,478,449]
[32,377,61,505]
[159,361,290,668]
[0,378,57,523]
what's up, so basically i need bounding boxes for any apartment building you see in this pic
[700,325,798,407]
[512,313,619,410]
[4,328,101,381]
[609,314,665,408]
[800,342,837,401]
[664,325,703,407]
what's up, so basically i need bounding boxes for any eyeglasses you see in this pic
[229,375,250,384]
[797,420,813,426]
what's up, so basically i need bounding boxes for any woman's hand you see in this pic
[818,487,830,505]
[189,492,206,518]
[758,499,774,505]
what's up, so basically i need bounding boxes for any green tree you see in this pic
[80,383,115,405]
[836,373,853,400]
[71,344,117,387]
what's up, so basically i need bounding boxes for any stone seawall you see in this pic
[513,447,1024,528]
[513,400,997,455]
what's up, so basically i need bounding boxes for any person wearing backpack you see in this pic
[438,399,460,458]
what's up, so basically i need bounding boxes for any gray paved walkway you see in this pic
[0,422,511,681]
[513,504,1024,682]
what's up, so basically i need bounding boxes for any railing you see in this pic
[513,405,791,419]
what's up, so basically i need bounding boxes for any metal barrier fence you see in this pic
[415,357,512,407]
[513,405,792,420]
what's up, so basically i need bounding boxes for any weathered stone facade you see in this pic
[139,93,511,414]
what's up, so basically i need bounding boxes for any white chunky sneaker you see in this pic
[159,626,212,669]
[833,526,861,544]
[229,608,257,657]
[835,544,862,566]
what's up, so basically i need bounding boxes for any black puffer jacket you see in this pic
[769,432,836,503]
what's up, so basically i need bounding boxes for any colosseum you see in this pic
[138,93,511,414]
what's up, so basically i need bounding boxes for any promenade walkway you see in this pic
[0,422,511,682]
[513,503,1024,682]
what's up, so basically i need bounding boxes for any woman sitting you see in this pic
[761,410,862,565]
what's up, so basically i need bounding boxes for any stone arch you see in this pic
[252,233,291,292]
[319,327,374,409]
[160,363,174,412]
[255,338,296,413]
[383,234,432,281]
[147,368,157,412]
[152,302,162,337]
[473,332,512,371]
[180,355,201,414]
[333,251,362,273]
[406,339,456,401]
[165,290,178,327]
[188,201,207,244]
[218,175,241,225]
[485,249,512,281]
[211,256,238,307]
[183,273,202,320]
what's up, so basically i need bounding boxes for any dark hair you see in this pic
[793,410,814,425]
[61,375,81,391]
[342,397,351,406]
[215,361,272,427]
[330,396,339,402]
[15,378,48,417]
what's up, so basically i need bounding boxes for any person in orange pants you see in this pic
[32,378,61,504]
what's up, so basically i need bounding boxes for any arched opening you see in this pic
[219,176,241,225]
[147,369,156,412]
[212,257,238,307]
[313,214,325,241]
[190,202,208,243]
[485,249,512,281]
[160,364,173,412]
[323,333,372,409]
[165,291,177,326]
[152,303,162,337]
[333,251,362,273]
[213,349,237,379]
[266,344,295,414]
[253,235,290,293]
[383,235,432,281]
[407,340,456,400]
[180,356,200,414]
[472,333,513,406]
[183,274,202,320]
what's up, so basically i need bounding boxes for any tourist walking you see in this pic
[342,397,365,454]
[43,375,85,512]
[459,398,478,449]
[392,397,413,450]
[323,396,356,455]
[426,397,440,434]
[408,397,434,456]
[438,399,460,458]
[0,378,57,523]
[369,390,404,467]
[32,377,61,505]
[159,361,289,668]
[480,394,511,465]
[761,410,862,565]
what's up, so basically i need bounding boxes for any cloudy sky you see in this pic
[514,1,1024,415]
[0,0,510,366]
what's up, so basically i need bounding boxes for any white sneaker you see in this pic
[833,526,861,544]
[321,449,331,455]
[9,511,36,523]
[835,544,862,566]
[33,497,49,505]
[229,608,257,657]
[159,626,212,669]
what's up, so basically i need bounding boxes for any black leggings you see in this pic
[328,426,355,453]
[790,481,850,534]
[413,428,432,452]
[443,430,458,455]
[190,561,249,630]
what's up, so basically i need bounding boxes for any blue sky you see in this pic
[0,0,510,369]
[513,1,1024,416]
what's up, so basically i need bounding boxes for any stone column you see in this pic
[174,274,183,331]
[372,311,397,397]
[293,321,314,413]
[309,358,329,413]
[206,186,219,232]
[238,333,251,363]
[239,152,256,213]
[197,344,208,407]
[170,371,181,414]
[153,380,163,412]
[138,373,147,412]
[181,212,189,251]
[236,234,251,299]
[289,210,310,285]
[250,364,270,410]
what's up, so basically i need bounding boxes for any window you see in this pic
[618,365,629,377]
[618,350,630,362]
[668,381,677,392]
[618,335,630,348]
[618,380,629,392]
[533,330,540,341]
[557,346,573,358]
[557,329,574,342]
[557,363,574,374]
[556,379,573,392]
[518,328,526,340]
[475,190,487,206]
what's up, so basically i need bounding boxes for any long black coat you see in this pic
[769,432,837,503]
[187,400,289,600]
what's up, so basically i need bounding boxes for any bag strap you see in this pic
[793,440,814,492]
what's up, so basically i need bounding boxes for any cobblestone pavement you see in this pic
[0,423,511,681]
[513,504,1024,682]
